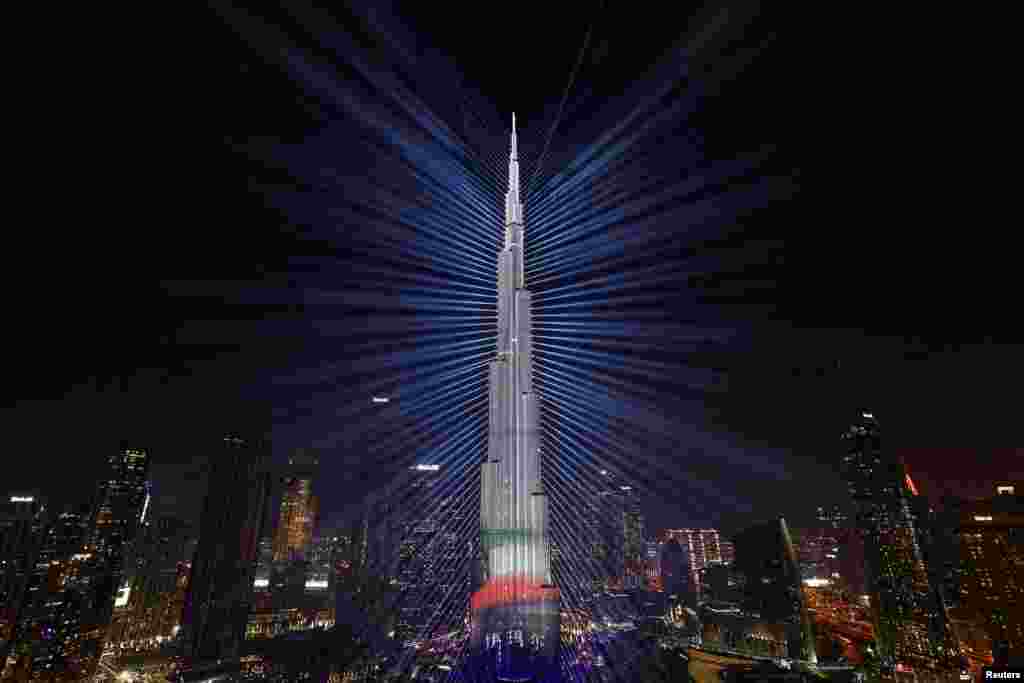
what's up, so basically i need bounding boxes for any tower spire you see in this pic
[512,112,517,159]
[505,113,522,228]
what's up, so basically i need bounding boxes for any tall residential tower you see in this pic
[839,412,962,680]
[471,115,559,682]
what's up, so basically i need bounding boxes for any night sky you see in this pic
[5,1,1019,538]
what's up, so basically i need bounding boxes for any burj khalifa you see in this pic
[470,115,560,682]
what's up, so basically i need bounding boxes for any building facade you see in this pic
[938,483,1023,668]
[731,517,816,664]
[177,435,273,671]
[661,528,723,604]
[839,412,962,680]
[471,115,558,682]
[3,503,95,680]
[272,451,319,563]
[0,495,46,668]
[107,516,193,655]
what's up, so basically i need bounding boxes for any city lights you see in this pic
[114,584,131,608]
[1,13,1018,679]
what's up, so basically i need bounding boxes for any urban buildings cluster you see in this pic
[0,425,1019,682]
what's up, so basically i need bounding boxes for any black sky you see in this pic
[4,1,1019,535]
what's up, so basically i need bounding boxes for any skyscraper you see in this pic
[107,515,193,653]
[661,538,694,607]
[471,115,559,682]
[622,485,645,590]
[86,444,151,659]
[731,517,817,664]
[0,494,46,670]
[178,434,273,671]
[587,470,645,592]
[273,450,319,563]
[936,484,1023,669]
[393,463,444,642]
[817,504,850,530]
[839,412,962,680]
[661,528,724,603]
[3,503,94,680]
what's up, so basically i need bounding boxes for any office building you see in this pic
[661,528,724,603]
[839,411,961,680]
[272,450,319,563]
[177,435,273,671]
[587,470,645,592]
[0,494,47,670]
[938,483,1023,668]
[107,516,193,654]
[731,517,816,663]
[3,503,94,680]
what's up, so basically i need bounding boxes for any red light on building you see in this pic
[470,577,559,611]
[905,473,919,496]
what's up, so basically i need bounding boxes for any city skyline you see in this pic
[1,1,1022,680]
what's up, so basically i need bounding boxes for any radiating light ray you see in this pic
[209,1,803,678]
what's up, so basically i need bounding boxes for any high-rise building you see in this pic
[587,470,617,592]
[817,504,850,530]
[700,562,744,607]
[793,527,843,583]
[642,541,661,590]
[3,503,95,680]
[178,434,273,671]
[936,483,1023,669]
[661,529,723,603]
[272,450,319,563]
[839,412,962,680]
[84,445,151,662]
[368,462,473,645]
[731,517,817,663]
[0,494,47,669]
[661,538,694,607]
[472,114,559,682]
[622,487,645,591]
[107,515,194,653]
[389,463,443,642]
[587,470,645,592]
[719,538,735,565]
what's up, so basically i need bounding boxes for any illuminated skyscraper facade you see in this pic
[587,470,645,592]
[839,412,962,680]
[661,528,723,603]
[394,463,444,642]
[87,445,151,654]
[3,503,94,680]
[937,484,1024,669]
[107,515,193,652]
[471,115,559,682]
[0,494,47,672]
[273,451,319,563]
